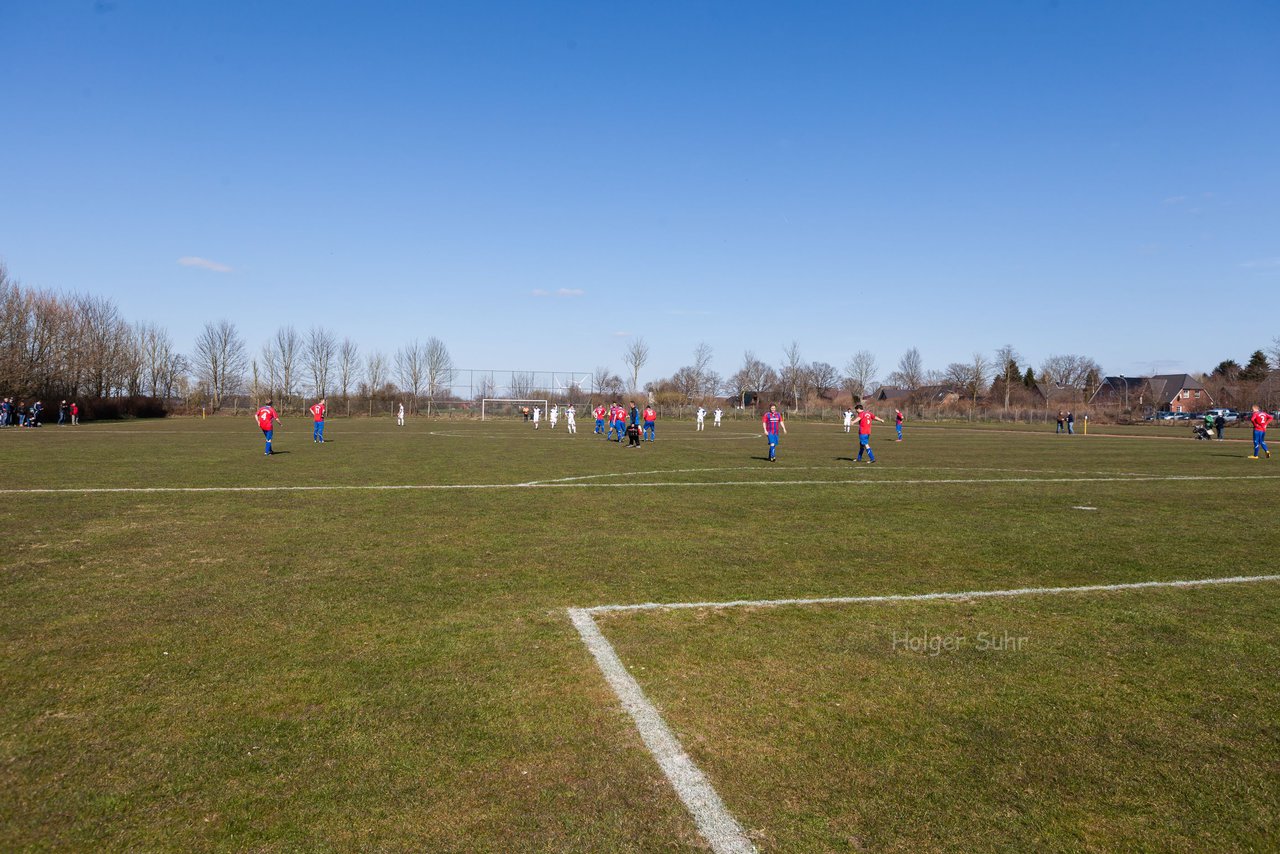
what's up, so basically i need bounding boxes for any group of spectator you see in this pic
[1,399,78,428]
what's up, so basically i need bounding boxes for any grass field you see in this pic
[2,415,1277,852]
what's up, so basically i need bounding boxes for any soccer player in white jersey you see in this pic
[713,407,723,427]
[532,406,541,429]
[696,406,706,431]
[549,405,558,429]
[397,402,405,426]
[842,408,853,433]
[565,404,577,434]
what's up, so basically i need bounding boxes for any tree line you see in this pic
[3,264,1277,416]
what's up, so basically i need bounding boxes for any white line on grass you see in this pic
[568,608,757,854]
[571,573,1280,852]
[10,473,1280,495]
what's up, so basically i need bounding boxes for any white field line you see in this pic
[8,473,1280,495]
[568,608,757,854]
[572,573,1280,852]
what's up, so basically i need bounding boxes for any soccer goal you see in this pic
[481,398,550,421]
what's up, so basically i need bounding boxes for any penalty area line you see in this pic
[571,573,1280,853]
[568,608,757,854]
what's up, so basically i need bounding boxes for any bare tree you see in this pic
[622,337,650,394]
[395,340,426,413]
[274,326,301,411]
[691,342,714,395]
[192,320,247,409]
[75,294,129,398]
[994,344,1021,412]
[338,338,359,416]
[424,336,454,416]
[780,341,805,411]
[888,347,925,391]
[969,351,991,412]
[365,350,387,416]
[1039,354,1102,394]
[843,350,878,401]
[729,351,777,409]
[809,361,839,400]
[305,326,338,399]
[591,366,615,398]
[260,340,281,403]
[1268,335,1280,371]
[510,371,535,398]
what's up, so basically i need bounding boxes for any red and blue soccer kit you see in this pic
[1251,410,1273,458]
[762,410,783,460]
[310,402,326,442]
[856,410,877,462]
[643,407,657,441]
[895,409,904,440]
[610,405,625,442]
[256,405,279,455]
[594,405,607,435]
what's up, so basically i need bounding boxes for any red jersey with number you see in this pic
[1252,411,1274,431]
[858,410,877,435]
[256,406,277,430]
[310,403,325,422]
[762,411,783,435]
[594,406,606,420]
[643,407,656,422]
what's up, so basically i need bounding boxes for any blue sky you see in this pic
[2,1,1277,386]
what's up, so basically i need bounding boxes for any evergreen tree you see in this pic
[1023,366,1035,388]
[1241,350,1270,382]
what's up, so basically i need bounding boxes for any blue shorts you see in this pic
[767,433,779,447]
[858,434,871,446]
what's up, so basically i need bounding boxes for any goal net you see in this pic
[481,398,551,421]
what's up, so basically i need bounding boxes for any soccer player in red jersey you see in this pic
[310,398,327,443]
[256,400,281,455]
[895,408,904,441]
[642,404,657,441]
[593,403,607,436]
[762,403,787,461]
[855,404,884,463]
[1249,404,1273,459]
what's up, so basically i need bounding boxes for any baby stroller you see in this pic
[1192,423,1214,440]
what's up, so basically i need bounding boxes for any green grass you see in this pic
[1,415,1277,851]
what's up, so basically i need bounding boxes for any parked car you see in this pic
[1205,408,1239,423]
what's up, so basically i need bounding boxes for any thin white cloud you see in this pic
[1240,258,1280,269]
[177,256,233,273]
[531,288,550,297]
[611,331,631,338]
[1162,196,1186,206]
[557,288,584,297]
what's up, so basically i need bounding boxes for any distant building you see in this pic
[1089,374,1211,413]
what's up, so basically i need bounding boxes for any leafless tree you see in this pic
[395,340,427,413]
[424,336,454,415]
[274,325,301,411]
[1268,335,1280,371]
[780,341,806,411]
[192,319,247,409]
[728,351,777,408]
[1039,354,1102,394]
[622,337,650,393]
[843,350,878,401]
[260,340,281,403]
[305,326,338,399]
[691,342,714,394]
[994,344,1021,412]
[365,350,387,416]
[510,371,536,398]
[888,347,926,391]
[338,338,359,415]
[75,294,129,398]
[809,361,840,400]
